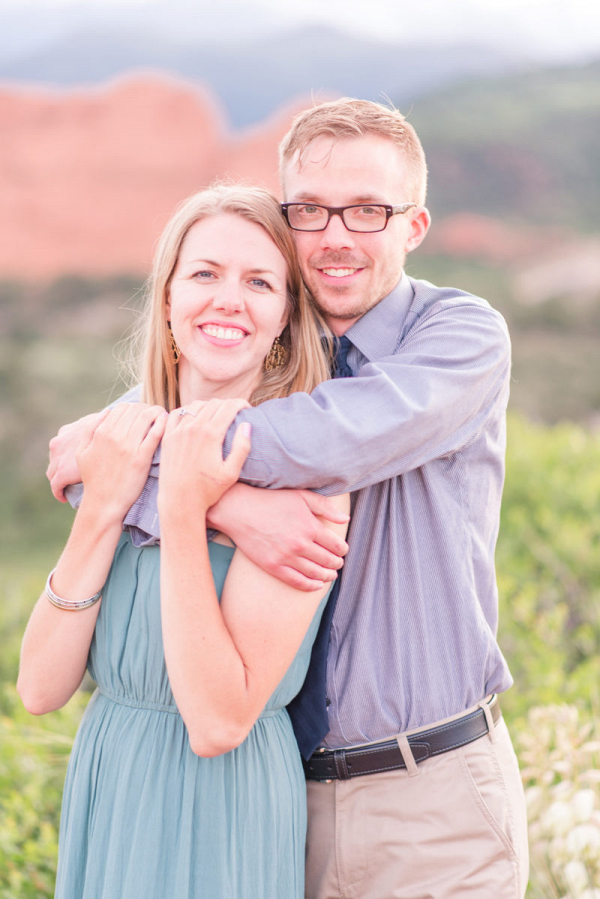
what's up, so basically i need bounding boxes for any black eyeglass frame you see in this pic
[280,202,417,233]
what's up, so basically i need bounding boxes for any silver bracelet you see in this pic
[45,568,103,611]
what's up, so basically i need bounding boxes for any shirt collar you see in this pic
[341,274,415,362]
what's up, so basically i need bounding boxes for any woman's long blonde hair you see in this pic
[134,184,331,410]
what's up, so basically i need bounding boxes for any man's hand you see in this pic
[208,484,349,591]
[47,411,105,501]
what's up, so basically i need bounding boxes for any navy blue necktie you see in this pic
[332,335,353,379]
[287,335,353,759]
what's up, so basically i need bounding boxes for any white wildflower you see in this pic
[543,800,577,837]
[565,824,600,858]
[573,789,597,823]
[563,859,589,894]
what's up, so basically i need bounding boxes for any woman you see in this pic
[18,185,349,899]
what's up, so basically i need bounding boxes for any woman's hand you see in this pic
[76,403,167,521]
[158,398,252,517]
[47,411,102,501]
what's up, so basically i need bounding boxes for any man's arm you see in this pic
[207,484,348,591]
[46,413,349,590]
[222,299,511,494]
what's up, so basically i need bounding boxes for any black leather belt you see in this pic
[304,697,501,782]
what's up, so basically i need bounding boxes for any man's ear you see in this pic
[405,207,431,254]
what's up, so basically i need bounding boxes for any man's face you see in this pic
[282,134,428,334]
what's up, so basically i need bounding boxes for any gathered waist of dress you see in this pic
[97,687,282,719]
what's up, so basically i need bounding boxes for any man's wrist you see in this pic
[206,483,248,532]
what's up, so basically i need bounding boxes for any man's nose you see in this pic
[319,212,356,250]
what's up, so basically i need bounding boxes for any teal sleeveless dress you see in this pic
[55,533,327,899]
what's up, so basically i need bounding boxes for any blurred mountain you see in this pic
[0,24,530,127]
[1,57,599,282]
[0,74,310,279]
[411,59,600,232]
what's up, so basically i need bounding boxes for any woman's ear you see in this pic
[277,310,290,338]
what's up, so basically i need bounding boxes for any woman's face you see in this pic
[167,213,289,404]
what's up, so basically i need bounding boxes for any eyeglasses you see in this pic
[281,202,417,233]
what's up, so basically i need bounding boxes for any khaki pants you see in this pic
[305,719,529,899]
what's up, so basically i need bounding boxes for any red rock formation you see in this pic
[0,74,299,280]
[0,75,575,281]
[421,212,568,264]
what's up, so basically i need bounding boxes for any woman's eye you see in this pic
[250,278,271,290]
[194,270,215,280]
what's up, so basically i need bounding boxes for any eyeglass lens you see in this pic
[286,204,389,232]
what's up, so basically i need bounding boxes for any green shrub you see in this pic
[0,686,87,899]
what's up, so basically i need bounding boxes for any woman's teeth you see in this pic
[202,325,245,340]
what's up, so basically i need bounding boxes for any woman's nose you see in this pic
[213,283,244,313]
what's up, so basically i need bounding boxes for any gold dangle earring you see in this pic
[167,321,181,364]
[264,335,287,371]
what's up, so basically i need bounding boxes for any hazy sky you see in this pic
[3,0,599,62]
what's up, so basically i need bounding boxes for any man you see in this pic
[48,98,528,897]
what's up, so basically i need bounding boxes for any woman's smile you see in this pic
[199,322,249,343]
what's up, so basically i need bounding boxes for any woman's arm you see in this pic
[157,399,349,757]
[18,404,166,714]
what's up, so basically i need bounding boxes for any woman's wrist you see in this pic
[77,491,130,531]
[158,489,211,525]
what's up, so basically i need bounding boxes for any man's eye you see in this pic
[358,206,379,215]
[298,205,320,216]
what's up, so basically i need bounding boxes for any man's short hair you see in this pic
[279,97,428,206]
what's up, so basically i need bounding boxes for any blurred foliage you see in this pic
[410,60,600,230]
[517,704,600,898]
[497,416,600,726]
[0,685,87,899]
[0,275,142,561]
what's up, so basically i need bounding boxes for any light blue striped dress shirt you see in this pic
[66,274,514,749]
[222,274,514,748]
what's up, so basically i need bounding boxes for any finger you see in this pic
[183,400,208,415]
[300,490,351,524]
[49,475,68,503]
[140,409,168,450]
[46,455,57,481]
[93,406,112,429]
[193,398,249,439]
[273,566,328,593]
[312,526,349,558]
[193,396,249,416]
[77,411,107,455]
[223,421,252,479]
[126,405,168,445]
[164,408,183,437]
[281,555,340,581]
[291,541,346,572]
[93,402,131,438]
